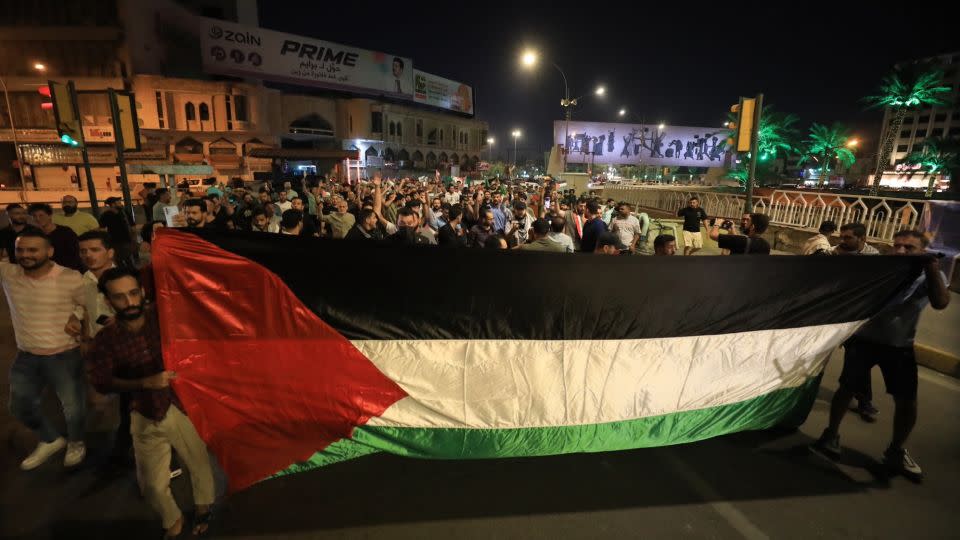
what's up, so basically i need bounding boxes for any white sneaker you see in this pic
[64,441,86,467]
[20,437,66,470]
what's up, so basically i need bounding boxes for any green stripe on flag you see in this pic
[270,374,821,482]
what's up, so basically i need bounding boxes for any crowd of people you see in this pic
[125,175,687,257]
[0,174,951,537]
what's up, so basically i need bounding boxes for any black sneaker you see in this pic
[854,400,879,423]
[884,447,923,481]
[809,429,841,458]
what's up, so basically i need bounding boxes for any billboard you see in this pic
[413,70,474,115]
[554,121,729,167]
[200,17,413,98]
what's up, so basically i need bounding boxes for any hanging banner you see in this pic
[555,121,730,167]
[200,17,413,98]
[413,70,474,115]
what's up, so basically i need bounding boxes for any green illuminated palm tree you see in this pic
[864,67,951,195]
[725,106,799,160]
[905,137,960,197]
[800,123,856,187]
[724,106,799,188]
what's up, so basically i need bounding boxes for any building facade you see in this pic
[0,0,487,205]
[881,51,960,167]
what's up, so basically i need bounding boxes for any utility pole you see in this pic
[108,88,137,225]
[65,82,99,216]
[744,93,763,213]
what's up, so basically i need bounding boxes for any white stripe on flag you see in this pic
[353,321,863,430]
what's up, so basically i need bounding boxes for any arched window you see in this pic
[389,122,396,136]
[199,103,210,121]
[463,133,468,146]
[185,102,196,121]
[396,123,403,137]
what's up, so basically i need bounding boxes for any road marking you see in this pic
[661,452,769,540]
[918,366,960,393]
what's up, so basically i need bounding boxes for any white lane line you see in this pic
[661,452,769,540]
[918,366,960,393]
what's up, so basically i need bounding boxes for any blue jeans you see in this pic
[9,348,87,443]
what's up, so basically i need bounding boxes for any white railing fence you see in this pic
[602,186,928,244]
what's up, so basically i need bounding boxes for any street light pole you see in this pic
[552,62,571,174]
[512,131,521,167]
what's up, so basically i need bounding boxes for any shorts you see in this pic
[682,230,703,248]
[838,339,918,400]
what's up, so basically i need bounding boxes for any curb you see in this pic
[916,344,960,378]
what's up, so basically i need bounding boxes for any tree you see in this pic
[864,67,951,195]
[725,105,799,187]
[800,123,856,187]
[904,137,960,198]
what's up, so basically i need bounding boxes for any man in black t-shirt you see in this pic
[98,198,135,266]
[709,212,771,255]
[438,205,466,248]
[677,197,709,256]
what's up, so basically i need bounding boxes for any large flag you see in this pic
[152,229,923,491]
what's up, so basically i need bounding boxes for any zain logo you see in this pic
[209,26,223,39]
[210,46,226,61]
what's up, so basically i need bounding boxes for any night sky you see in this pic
[260,1,959,161]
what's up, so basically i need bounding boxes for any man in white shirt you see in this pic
[831,222,879,255]
[546,215,575,253]
[77,231,116,338]
[802,220,836,255]
[1,229,87,470]
[610,202,643,254]
[443,185,461,205]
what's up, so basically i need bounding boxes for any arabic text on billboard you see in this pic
[200,17,413,97]
[555,121,729,167]
[413,70,474,114]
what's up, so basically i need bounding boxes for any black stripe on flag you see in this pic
[182,230,924,341]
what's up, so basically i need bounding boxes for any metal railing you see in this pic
[601,185,929,243]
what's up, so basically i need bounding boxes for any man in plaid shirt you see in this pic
[91,267,215,537]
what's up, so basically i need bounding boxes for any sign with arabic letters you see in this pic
[555,121,730,167]
[200,17,413,98]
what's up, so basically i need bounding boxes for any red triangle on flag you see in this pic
[152,230,407,491]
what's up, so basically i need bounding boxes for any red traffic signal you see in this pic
[38,85,53,110]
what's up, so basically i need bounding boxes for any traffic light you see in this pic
[48,80,85,148]
[38,85,53,110]
[729,98,756,153]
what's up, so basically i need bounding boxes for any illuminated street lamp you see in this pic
[619,108,626,117]
[486,137,495,161]
[846,138,859,148]
[33,63,46,72]
[520,48,606,173]
[658,123,666,130]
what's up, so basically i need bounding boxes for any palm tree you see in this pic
[725,106,799,160]
[800,123,856,187]
[905,137,960,198]
[864,67,951,195]
[724,106,799,188]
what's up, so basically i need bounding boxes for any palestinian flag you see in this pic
[152,229,923,491]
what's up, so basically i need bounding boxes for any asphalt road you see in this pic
[1,304,959,539]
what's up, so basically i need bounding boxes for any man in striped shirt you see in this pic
[1,229,88,470]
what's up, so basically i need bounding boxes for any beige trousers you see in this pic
[131,406,215,529]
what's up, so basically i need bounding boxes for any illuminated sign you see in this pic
[555,121,729,167]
